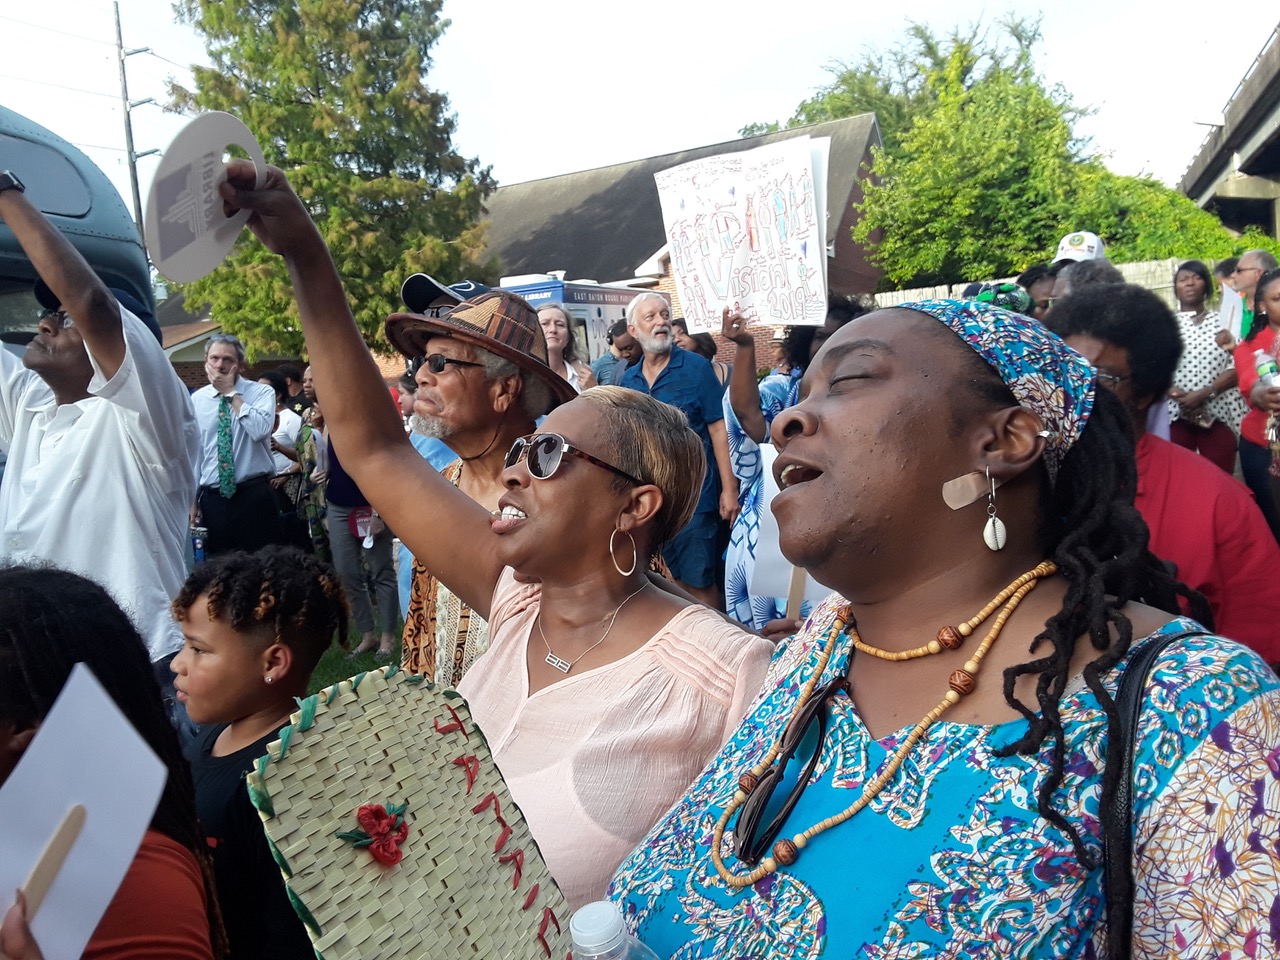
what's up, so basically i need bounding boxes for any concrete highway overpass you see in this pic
[1180,25,1280,236]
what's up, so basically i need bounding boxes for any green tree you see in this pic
[844,19,1253,287]
[742,18,1042,158]
[1232,227,1280,261]
[853,43,1081,285]
[1070,167,1240,264]
[169,0,494,356]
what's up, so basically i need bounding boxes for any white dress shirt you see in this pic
[192,375,277,486]
[269,406,302,475]
[0,308,199,660]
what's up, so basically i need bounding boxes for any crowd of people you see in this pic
[0,159,1278,960]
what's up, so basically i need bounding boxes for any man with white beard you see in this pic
[620,293,739,609]
[390,278,572,683]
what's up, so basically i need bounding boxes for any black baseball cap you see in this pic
[399,274,492,314]
[33,277,163,345]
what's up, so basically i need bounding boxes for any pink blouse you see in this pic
[457,570,773,909]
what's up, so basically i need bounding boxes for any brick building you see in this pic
[158,292,406,390]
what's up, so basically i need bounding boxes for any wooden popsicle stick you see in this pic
[22,804,87,920]
[785,565,806,620]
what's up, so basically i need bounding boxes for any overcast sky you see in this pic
[4,1,1278,217]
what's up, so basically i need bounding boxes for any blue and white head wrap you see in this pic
[901,299,1096,483]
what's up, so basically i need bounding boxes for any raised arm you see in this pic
[0,186,125,378]
[217,161,503,616]
[721,307,768,442]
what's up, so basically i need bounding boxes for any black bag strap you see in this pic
[1103,628,1208,959]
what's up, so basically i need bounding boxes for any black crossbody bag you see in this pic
[1102,629,1207,959]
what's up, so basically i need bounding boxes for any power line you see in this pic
[0,72,122,102]
[0,13,115,46]
[145,50,196,72]
[72,142,133,154]
[0,13,198,75]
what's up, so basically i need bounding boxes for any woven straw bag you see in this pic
[246,664,570,959]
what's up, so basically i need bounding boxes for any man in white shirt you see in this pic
[192,333,284,554]
[0,171,199,675]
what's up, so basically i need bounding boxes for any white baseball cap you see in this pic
[1054,231,1105,263]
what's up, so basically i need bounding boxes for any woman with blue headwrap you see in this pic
[608,300,1280,957]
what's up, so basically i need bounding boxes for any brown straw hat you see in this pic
[385,290,577,413]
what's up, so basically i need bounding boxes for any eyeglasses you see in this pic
[1232,265,1261,276]
[733,672,848,865]
[1096,371,1131,388]
[504,433,643,486]
[39,308,72,329]
[412,353,484,375]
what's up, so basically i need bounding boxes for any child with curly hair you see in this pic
[171,546,348,960]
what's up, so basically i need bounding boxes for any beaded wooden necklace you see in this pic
[709,561,1057,889]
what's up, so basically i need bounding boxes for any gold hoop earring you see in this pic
[609,528,638,577]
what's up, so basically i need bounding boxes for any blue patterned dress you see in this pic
[609,593,1280,958]
[724,371,806,630]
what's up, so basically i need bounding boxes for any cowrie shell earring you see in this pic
[983,467,1006,551]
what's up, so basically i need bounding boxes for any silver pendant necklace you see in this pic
[538,583,648,674]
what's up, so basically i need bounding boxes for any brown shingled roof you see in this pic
[161,319,219,350]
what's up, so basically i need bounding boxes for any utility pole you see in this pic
[114,1,158,249]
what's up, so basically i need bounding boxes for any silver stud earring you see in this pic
[983,467,1007,551]
[265,675,274,684]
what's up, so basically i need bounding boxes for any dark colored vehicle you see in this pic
[0,104,153,483]
[0,103,152,348]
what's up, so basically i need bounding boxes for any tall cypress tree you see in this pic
[170,0,494,355]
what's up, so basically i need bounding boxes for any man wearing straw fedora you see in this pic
[387,276,576,685]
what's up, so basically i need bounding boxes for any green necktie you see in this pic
[217,395,237,498]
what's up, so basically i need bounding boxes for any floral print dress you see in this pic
[723,371,805,630]
[609,594,1280,958]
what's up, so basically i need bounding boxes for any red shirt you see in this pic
[1135,432,1280,662]
[1232,325,1278,448]
[85,829,213,960]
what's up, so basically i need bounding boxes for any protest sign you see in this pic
[655,137,830,331]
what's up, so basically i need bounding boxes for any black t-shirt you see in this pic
[286,393,313,417]
[188,724,313,960]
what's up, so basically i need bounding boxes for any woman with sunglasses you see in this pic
[217,162,774,911]
[606,300,1279,957]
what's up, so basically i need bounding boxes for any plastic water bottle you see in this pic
[190,525,208,565]
[1255,349,1279,388]
[569,901,660,960]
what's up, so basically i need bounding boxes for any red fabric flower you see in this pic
[357,804,395,838]
[369,835,404,866]
[340,801,409,866]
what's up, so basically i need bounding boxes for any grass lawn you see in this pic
[307,626,402,694]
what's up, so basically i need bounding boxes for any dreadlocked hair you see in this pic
[955,351,1213,867]
[172,546,349,670]
[0,565,228,957]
